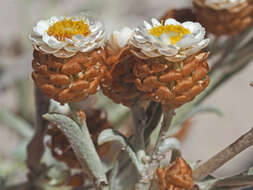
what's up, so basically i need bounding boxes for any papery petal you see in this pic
[180,39,209,55]
[151,18,161,26]
[176,34,199,48]
[64,45,81,52]
[136,27,147,36]
[151,41,164,49]
[96,37,106,48]
[146,34,159,43]
[164,54,186,62]
[49,16,64,25]
[29,35,44,45]
[53,49,76,58]
[38,44,60,54]
[140,43,155,52]
[144,21,152,30]
[42,34,67,49]
[79,43,97,52]
[72,35,91,47]
[159,34,172,45]
[90,21,103,33]
[141,49,160,57]
[182,22,204,34]
[33,20,50,36]
[93,30,104,39]
[197,38,210,49]
[129,38,144,48]
[158,47,178,56]
[65,38,75,44]
[133,34,147,43]
[192,30,205,43]
[164,18,181,26]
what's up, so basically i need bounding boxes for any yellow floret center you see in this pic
[47,18,91,41]
[148,24,191,44]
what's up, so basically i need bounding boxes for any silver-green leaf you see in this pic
[43,113,107,186]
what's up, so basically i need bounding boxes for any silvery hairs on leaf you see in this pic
[98,129,144,174]
[43,113,107,186]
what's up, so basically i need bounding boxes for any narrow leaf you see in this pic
[0,108,33,138]
[98,129,144,173]
[43,113,107,185]
[173,105,223,128]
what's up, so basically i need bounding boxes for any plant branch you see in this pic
[193,127,253,181]
[144,102,162,141]
[131,104,147,151]
[209,175,253,190]
[26,87,49,177]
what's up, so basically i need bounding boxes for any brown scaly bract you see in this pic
[32,49,106,104]
[194,0,253,35]
[156,157,194,190]
[161,8,197,23]
[46,109,112,172]
[101,35,143,107]
[131,49,210,110]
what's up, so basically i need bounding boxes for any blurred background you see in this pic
[0,0,253,187]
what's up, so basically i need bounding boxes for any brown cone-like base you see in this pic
[132,52,210,110]
[194,0,253,35]
[156,157,194,190]
[161,8,197,23]
[32,49,105,104]
[101,44,143,107]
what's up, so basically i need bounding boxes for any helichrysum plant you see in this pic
[12,1,253,190]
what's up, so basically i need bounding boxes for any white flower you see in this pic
[112,27,133,48]
[129,18,209,62]
[29,14,105,58]
[106,27,133,53]
[204,0,247,10]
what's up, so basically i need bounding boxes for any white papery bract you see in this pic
[29,14,106,58]
[205,0,247,9]
[129,18,209,62]
[112,27,133,48]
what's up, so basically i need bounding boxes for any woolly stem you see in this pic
[153,109,175,155]
[131,104,147,152]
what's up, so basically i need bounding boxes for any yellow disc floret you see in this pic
[148,24,191,44]
[47,18,91,41]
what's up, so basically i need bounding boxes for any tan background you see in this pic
[0,0,253,179]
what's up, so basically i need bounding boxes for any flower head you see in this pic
[112,27,133,48]
[129,18,209,62]
[204,0,247,10]
[30,13,105,58]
